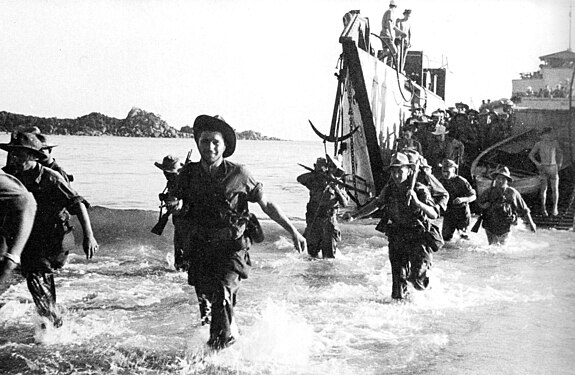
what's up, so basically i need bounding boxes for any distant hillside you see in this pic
[0,109,283,140]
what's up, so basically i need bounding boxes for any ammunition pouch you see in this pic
[245,213,264,243]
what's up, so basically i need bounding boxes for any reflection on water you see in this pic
[1,213,574,374]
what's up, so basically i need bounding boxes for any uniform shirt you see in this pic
[477,185,530,235]
[297,172,348,218]
[439,175,475,209]
[175,160,263,233]
[10,163,87,272]
[375,179,438,229]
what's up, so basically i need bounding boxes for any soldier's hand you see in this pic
[164,199,182,213]
[342,212,354,222]
[408,189,420,205]
[292,230,307,253]
[83,235,99,259]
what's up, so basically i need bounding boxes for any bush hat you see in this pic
[0,132,46,159]
[439,158,458,169]
[35,133,57,149]
[193,114,236,158]
[491,166,513,182]
[155,155,182,173]
[431,124,449,135]
[389,152,415,167]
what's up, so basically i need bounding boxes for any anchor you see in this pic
[308,120,358,143]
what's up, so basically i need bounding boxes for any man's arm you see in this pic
[0,190,36,283]
[342,197,380,222]
[528,142,541,167]
[555,141,564,168]
[257,193,306,253]
[75,203,99,259]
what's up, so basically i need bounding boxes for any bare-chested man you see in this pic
[529,127,563,216]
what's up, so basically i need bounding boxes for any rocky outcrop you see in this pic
[236,130,282,141]
[0,108,282,140]
[0,107,186,138]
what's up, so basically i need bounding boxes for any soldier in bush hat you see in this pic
[477,166,536,245]
[168,114,306,350]
[0,132,98,330]
[298,154,349,259]
[343,152,442,300]
[35,133,74,183]
[153,155,192,271]
[438,159,476,241]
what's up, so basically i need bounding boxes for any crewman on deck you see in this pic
[477,166,536,245]
[343,152,441,300]
[0,132,98,329]
[394,9,412,72]
[297,155,349,259]
[379,0,398,66]
[167,114,306,350]
[438,159,476,241]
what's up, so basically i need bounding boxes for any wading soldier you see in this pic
[3,127,73,184]
[0,172,36,284]
[477,166,536,245]
[343,152,440,300]
[154,155,193,271]
[167,115,306,350]
[0,132,98,328]
[297,155,349,258]
[438,159,476,241]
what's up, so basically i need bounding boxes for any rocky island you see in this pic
[0,108,283,140]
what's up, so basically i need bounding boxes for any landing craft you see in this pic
[310,11,446,207]
[471,48,575,229]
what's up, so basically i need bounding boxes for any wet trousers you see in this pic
[173,217,191,271]
[387,231,433,300]
[485,229,510,245]
[305,214,340,258]
[194,269,241,349]
[26,272,63,327]
[442,206,471,241]
[187,238,250,349]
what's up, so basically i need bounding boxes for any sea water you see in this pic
[0,135,574,374]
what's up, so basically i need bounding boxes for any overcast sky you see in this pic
[0,0,571,140]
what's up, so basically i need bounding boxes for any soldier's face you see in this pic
[198,131,226,164]
[494,175,509,188]
[9,149,37,172]
[442,167,455,179]
[391,165,410,184]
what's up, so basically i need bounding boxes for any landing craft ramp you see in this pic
[321,12,445,206]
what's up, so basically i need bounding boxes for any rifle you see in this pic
[406,159,420,205]
[151,151,191,236]
[470,214,483,233]
[151,205,171,236]
[297,163,370,196]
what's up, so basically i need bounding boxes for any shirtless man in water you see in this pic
[529,127,563,216]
